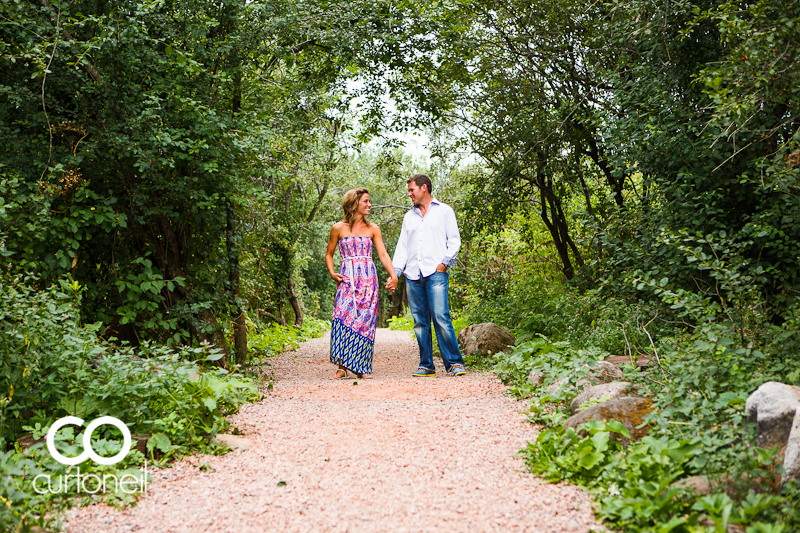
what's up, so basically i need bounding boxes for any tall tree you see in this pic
[351,0,626,279]
[0,0,398,355]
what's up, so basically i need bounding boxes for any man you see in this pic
[388,174,466,377]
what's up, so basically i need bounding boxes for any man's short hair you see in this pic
[407,174,433,194]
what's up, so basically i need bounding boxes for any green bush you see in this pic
[246,317,329,359]
[492,316,800,531]
[0,274,261,531]
[1,431,149,532]
[1,275,259,445]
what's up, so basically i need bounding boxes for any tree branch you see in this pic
[39,0,102,83]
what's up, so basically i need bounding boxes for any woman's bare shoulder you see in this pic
[331,221,348,234]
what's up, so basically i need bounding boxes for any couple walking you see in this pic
[324,174,466,379]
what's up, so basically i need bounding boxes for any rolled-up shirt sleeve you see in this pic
[441,206,461,267]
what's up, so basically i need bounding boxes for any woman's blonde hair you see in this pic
[341,187,372,227]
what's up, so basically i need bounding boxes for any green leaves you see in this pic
[146,433,173,457]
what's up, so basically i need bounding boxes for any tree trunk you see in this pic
[227,202,247,365]
[536,174,583,280]
[155,214,230,362]
[286,276,303,328]
[574,154,598,221]
[583,133,624,207]
[277,298,286,326]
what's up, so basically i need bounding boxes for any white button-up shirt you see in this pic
[392,198,461,280]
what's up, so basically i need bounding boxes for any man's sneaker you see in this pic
[450,364,467,377]
[412,367,436,377]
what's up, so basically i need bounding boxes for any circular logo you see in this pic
[46,416,132,466]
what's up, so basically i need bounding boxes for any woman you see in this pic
[326,188,398,379]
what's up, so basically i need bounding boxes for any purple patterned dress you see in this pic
[330,236,379,374]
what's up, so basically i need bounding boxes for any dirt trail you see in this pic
[64,329,600,533]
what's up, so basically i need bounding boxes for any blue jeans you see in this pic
[405,271,465,372]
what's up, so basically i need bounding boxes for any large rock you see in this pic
[546,361,625,397]
[457,323,515,358]
[745,382,800,451]
[784,411,800,482]
[745,381,800,483]
[570,382,638,414]
[563,397,653,442]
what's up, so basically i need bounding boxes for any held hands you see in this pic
[384,276,398,294]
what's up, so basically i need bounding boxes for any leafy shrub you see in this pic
[494,314,799,531]
[492,335,616,401]
[387,312,414,332]
[0,274,261,531]
[0,431,149,532]
[1,275,259,445]
[247,317,328,359]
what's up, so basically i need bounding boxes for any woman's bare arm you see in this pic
[326,224,344,284]
[372,226,398,293]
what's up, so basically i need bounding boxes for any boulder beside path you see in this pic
[457,322,516,358]
[570,382,639,414]
[563,397,653,443]
[745,381,800,484]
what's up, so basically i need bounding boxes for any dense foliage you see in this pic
[2,0,800,530]
[0,272,260,531]
[356,0,800,530]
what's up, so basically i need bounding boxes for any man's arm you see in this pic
[441,206,461,267]
[392,217,409,278]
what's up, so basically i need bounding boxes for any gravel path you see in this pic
[64,329,600,533]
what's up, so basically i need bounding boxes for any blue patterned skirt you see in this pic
[330,317,375,374]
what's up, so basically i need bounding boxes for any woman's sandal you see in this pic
[329,369,348,380]
[354,372,373,379]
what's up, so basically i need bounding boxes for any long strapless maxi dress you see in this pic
[330,236,379,375]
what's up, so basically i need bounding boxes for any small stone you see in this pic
[545,376,570,397]
[579,361,625,385]
[674,475,711,495]
[674,474,773,498]
[16,434,42,450]
[528,370,545,387]
[546,361,625,397]
[132,434,151,454]
[605,355,652,368]
[214,434,252,451]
